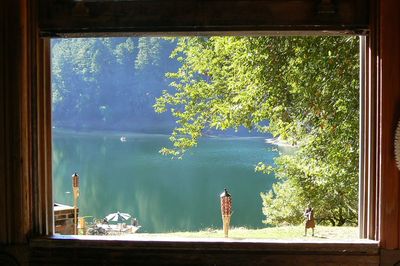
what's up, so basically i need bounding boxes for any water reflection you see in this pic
[53,130,278,233]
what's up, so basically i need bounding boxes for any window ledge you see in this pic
[28,236,379,265]
[30,235,379,253]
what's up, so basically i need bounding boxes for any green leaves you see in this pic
[156,36,359,226]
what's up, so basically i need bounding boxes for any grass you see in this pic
[136,225,359,241]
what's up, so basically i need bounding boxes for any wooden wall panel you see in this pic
[0,0,8,244]
[0,2,52,265]
[4,0,400,264]
[379,0,400,249]
[38,0,369,36]
[0,0,30,245]
[29,239,380,266]
[0,0,42,245]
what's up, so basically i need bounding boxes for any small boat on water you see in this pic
[120,136,127,142]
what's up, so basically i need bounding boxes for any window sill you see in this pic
[30,234,379,252]
[28,236,379,265]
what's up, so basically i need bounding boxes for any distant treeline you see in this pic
[51,37,179,133]
[51,37,267,137]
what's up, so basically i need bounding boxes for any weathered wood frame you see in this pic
[3,0,400,264]
[39,0,369,36]
[37,0,374,235]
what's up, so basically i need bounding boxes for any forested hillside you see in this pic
[51,37,179,132]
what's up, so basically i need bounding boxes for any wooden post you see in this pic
[73,189,77,235]
[72,173,80,235]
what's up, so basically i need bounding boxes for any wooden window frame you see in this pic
[10,0,400,263]
[37,0,375,236]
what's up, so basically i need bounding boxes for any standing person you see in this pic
[304,206,315,236]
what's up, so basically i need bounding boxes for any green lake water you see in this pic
[53,130,280,233]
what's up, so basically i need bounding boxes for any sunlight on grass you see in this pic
[137,225,359,241]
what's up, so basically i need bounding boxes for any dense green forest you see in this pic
[52,37,179,132]
[52,36,359,226]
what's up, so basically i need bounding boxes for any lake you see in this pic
[53,129,280,233]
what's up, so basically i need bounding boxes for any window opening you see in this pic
[51,36,361,241]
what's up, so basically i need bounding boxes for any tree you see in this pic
[51,37,179,132]
[154,36,359,226]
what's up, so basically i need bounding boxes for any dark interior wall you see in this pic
[0,1,32,264]
[0,0,31,245]
[379,0,400,249]
[1,0,400,265]
[38,0,368,35]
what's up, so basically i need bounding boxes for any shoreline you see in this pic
[53,127,268,140]
[265,137,296,147]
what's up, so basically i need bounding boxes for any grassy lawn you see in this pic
[136,225,359,241]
